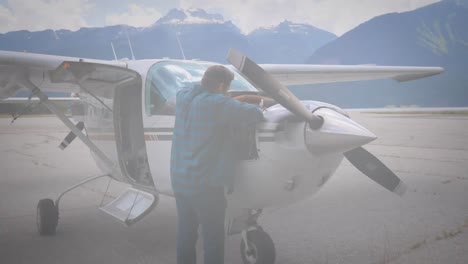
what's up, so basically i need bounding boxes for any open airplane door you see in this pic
[51,61,153,186]
[51,62,157,224]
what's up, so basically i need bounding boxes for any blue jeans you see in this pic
[175,187,226,264]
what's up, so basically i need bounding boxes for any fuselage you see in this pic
[78,59,376,212]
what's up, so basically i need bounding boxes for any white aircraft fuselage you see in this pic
[78,59,376,216]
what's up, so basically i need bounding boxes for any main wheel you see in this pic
[37,199,58,236]
[240,229,276,264]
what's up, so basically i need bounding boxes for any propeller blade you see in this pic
[227,49,324,129]
[344,147,407,196]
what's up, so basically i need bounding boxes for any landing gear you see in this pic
[36,199,58,236]
[241,228,276,264]
[228,209,276,264]
[36,174,110,236]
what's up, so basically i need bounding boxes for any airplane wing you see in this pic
[347,107,468,113]
[0,50,128,98]
[260,64,444,86]
[0,50,141,178]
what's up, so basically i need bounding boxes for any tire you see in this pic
[240,229,276,264]
[37,199,58,236]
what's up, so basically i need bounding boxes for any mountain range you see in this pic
[0,8,336,64]
[1,3,467,107]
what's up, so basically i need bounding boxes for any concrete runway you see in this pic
[0,114,467,264]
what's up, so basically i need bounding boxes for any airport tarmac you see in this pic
[0,113,467,264]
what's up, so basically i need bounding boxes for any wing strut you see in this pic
[18,78,120,175]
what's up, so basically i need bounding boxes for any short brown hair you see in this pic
[201,65,234,92]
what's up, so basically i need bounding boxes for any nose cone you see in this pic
[305,108,377,154]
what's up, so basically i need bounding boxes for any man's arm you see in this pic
[217,97,264,127]
[232,94,276,109]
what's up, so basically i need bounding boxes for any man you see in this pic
[171,65,264,264]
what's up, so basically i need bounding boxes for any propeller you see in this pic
[344,147,406,195]
[226,49,324,130]
[226,48,407,196]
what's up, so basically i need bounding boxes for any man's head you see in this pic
[201,65,235,94]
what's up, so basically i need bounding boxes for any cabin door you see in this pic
[114,78,154,188]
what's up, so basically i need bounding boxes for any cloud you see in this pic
[180,0,441,35]
[0,5,15,31]
[105,4,162,27]
[0,0,91,32]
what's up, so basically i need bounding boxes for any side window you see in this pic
[148,81,168,115]
[145,65,177,116]
[144,61,258,117]
[145,68,155,115]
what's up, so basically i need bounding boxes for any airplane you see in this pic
[0,48,443,264]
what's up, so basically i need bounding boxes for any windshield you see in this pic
[145,61,258,115]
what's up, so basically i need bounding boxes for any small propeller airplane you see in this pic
[0,48,443,264]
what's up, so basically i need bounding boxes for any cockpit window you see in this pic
[145,61,258,116]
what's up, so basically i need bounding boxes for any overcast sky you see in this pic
[0,0,441,35]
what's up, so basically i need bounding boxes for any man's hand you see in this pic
[233,95,276,109]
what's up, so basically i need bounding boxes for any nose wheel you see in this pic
[36,199,59,236]
[241,228,276,264]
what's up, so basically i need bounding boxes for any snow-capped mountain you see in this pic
[154,8,225,25]
[247,21,337,63]
[253,20,325,35]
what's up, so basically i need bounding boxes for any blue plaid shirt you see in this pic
[170,85,264,195]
